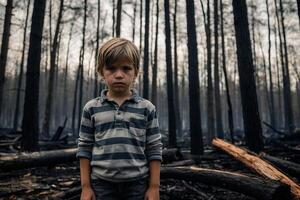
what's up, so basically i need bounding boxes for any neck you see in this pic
[107,90,131,98]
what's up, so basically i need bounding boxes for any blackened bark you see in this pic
[266,0,275,127]
[200,0,215,144]
[232,0,263,152]
[186,0,203,154]
[151,0,159,106]
[279,0,294,134]
[112,0,115,37]
[220,0,234,143]
[94,0,101,97]
[274,1,284,128]
[164,0,177,148]
[214,0,223,138]
[297,0,300,27]
[0,0,13,116]
[42,0,64,137]
[77,0,87,135]
[142,0,149,99]
[116,0,122,37]
[21,0,47,151]
[13,0,31,131]
[132,0,137,42]
[173,1,182,138]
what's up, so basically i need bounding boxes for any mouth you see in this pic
[113,82,126,86]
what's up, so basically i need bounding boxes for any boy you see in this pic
[77,38,162,200]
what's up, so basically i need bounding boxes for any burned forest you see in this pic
[0,0,300,199]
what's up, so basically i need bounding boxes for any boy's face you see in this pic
[102,58,137,94]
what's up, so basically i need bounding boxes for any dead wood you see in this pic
[0,148,78,171]
[50,186,81,199]
[0,148,184,171]
[163,159,195,167]
[260,152,300,179]
[161,166,290,200]
[212,138,300,200]
[162,148,183,163]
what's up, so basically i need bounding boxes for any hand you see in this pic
[144,186,160,200]
[81,186,96,200]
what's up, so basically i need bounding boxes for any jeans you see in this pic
[92,177,148,200]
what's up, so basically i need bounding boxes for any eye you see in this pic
[123,66,132,71]
[105,65,116,71]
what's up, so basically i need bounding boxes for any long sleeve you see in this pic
[77,105,95,160]
[145,108,162,162]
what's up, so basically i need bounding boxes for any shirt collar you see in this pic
[100,89,141,104]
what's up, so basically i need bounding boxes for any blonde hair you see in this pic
[97,38,140,76]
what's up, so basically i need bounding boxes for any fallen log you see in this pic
[260,152,300,180]
[162,148,183,163]
[50,166,289,200]
[0,148,78,171]
[0,148,184,171]
[163,159,195,167]
[212,138,300,200]
[161,166,290,200]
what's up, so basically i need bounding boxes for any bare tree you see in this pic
[278,0,294,133]
[200,0,215,144]
[116,0,122,37]
[13,0,31,131]
[94,0,101,97]
[164,0,177,148]
[21,0,47,151]
[142,0,149,99]
[266,0,275,127]
[0,0,13,117]
[232,0,263,152]
[173,0,182,138]
[186,0,204,155]
[214,0,224,138]
[151,0,159,106]
[220,0,234,143]
[42,0,64,137]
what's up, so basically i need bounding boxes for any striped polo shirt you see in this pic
[76,89,162,182]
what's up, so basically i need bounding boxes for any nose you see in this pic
[114,69,124,79]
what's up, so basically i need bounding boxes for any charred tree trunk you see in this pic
[297,0,300,27]
[164,0,177,148]
[132,0,137,42]
[266,0,275,127]
[200,0,215,145]
[42,0,64,137]
[77,0,87,135]
[94,0,101,98]
[220,0,234,143]
[0,0,13,116]
[161,167,291,200]
[232,0,263,152]
[278,0,294,134]
[116,0,122,37]
[173,1,182,138]
[13,0,31,131]
[138,0,143,95]
[21,0,47,151]
[274,4,283,129]
[213,138,300,199]
[151,0,159,106]
[112,0,115,37]
[214,0,223,138]
[186,0,203,155]
[142,0,149,99]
